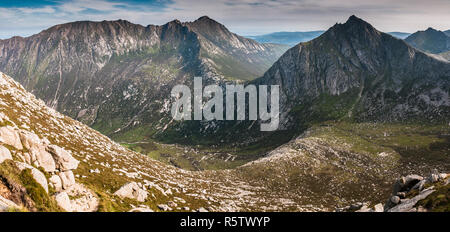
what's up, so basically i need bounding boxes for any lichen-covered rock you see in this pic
[374,203,384,212]
[64,183,98,212]
[18,130,41,150]
[15,161,49,193]
[58,170,75,190]
[0,145,12,164]
[49,175,63,192]
[55,192,72,212]
[30,147,56,172]
[114,182,148,202]
[388,188,436,212]
[0,126,23,150]
[18,130,56,172]
[0,195,21,212]
[46,145,79,171]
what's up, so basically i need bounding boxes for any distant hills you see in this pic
[255,15,450,128]
[387,32,411,39]
[405,27,450,54]
[247,31,325,46]
[247,31,411,46]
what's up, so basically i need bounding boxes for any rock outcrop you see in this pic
[114,182,148,202]
[46,145,79,171]
[337,171,449,212]
[0,145,12,164]
[0,126,23,150]
[0,195,21,211]
[0,74,98,211]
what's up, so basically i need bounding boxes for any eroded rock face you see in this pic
[55,192,72,212]
[29,147,56,173]
[337,171,449,212]
[65,183,99,212]
[18,130,41,151]
[0,195,20,211]
[114,182,148,202]
[49,175,63,192]
[388,188,436,212]
[0,145,12,164]
[46,145,79,171]
[0,126,23,150]
[58,170,76,190]
[18,130,57,172]
[0,102,96,212]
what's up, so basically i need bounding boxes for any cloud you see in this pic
[17,6,56,14]
[0,0,449,39]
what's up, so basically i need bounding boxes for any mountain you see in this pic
[247,31,325,46]
[160,15,450,170]
[444,30,450,37]
[254,15,450,130]
[0,17,288,152]
[247,31,411,46]
[439,50,450,61]
[1,14,449,212]
[405,27,450,54]
[387,32,411,39]
[2,71,448,212]
[185,16,289,80]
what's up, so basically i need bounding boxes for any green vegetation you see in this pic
[0,160,62,212]
[291,88,361,126]
[416,178,450,212]
[19,169,62,212]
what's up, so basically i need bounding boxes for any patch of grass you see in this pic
[19,169,62,212]
[416,179,450,212]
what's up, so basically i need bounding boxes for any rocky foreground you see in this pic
[338,171,449,212]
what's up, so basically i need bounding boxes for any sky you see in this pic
[0,0,450,39]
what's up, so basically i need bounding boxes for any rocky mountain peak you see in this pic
[328,15,380,39]
[256,15,450,127]
[166,19,182,25]
[196,15,215,22]
[405,26,450,54]
[425,27,439,33]
[187,15,229,34]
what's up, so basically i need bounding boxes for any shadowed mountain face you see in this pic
[254,16,450,130]
[444,30,450,37]
[405,28,450,54]
[0,17,288,140]
[161,15,450,163]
